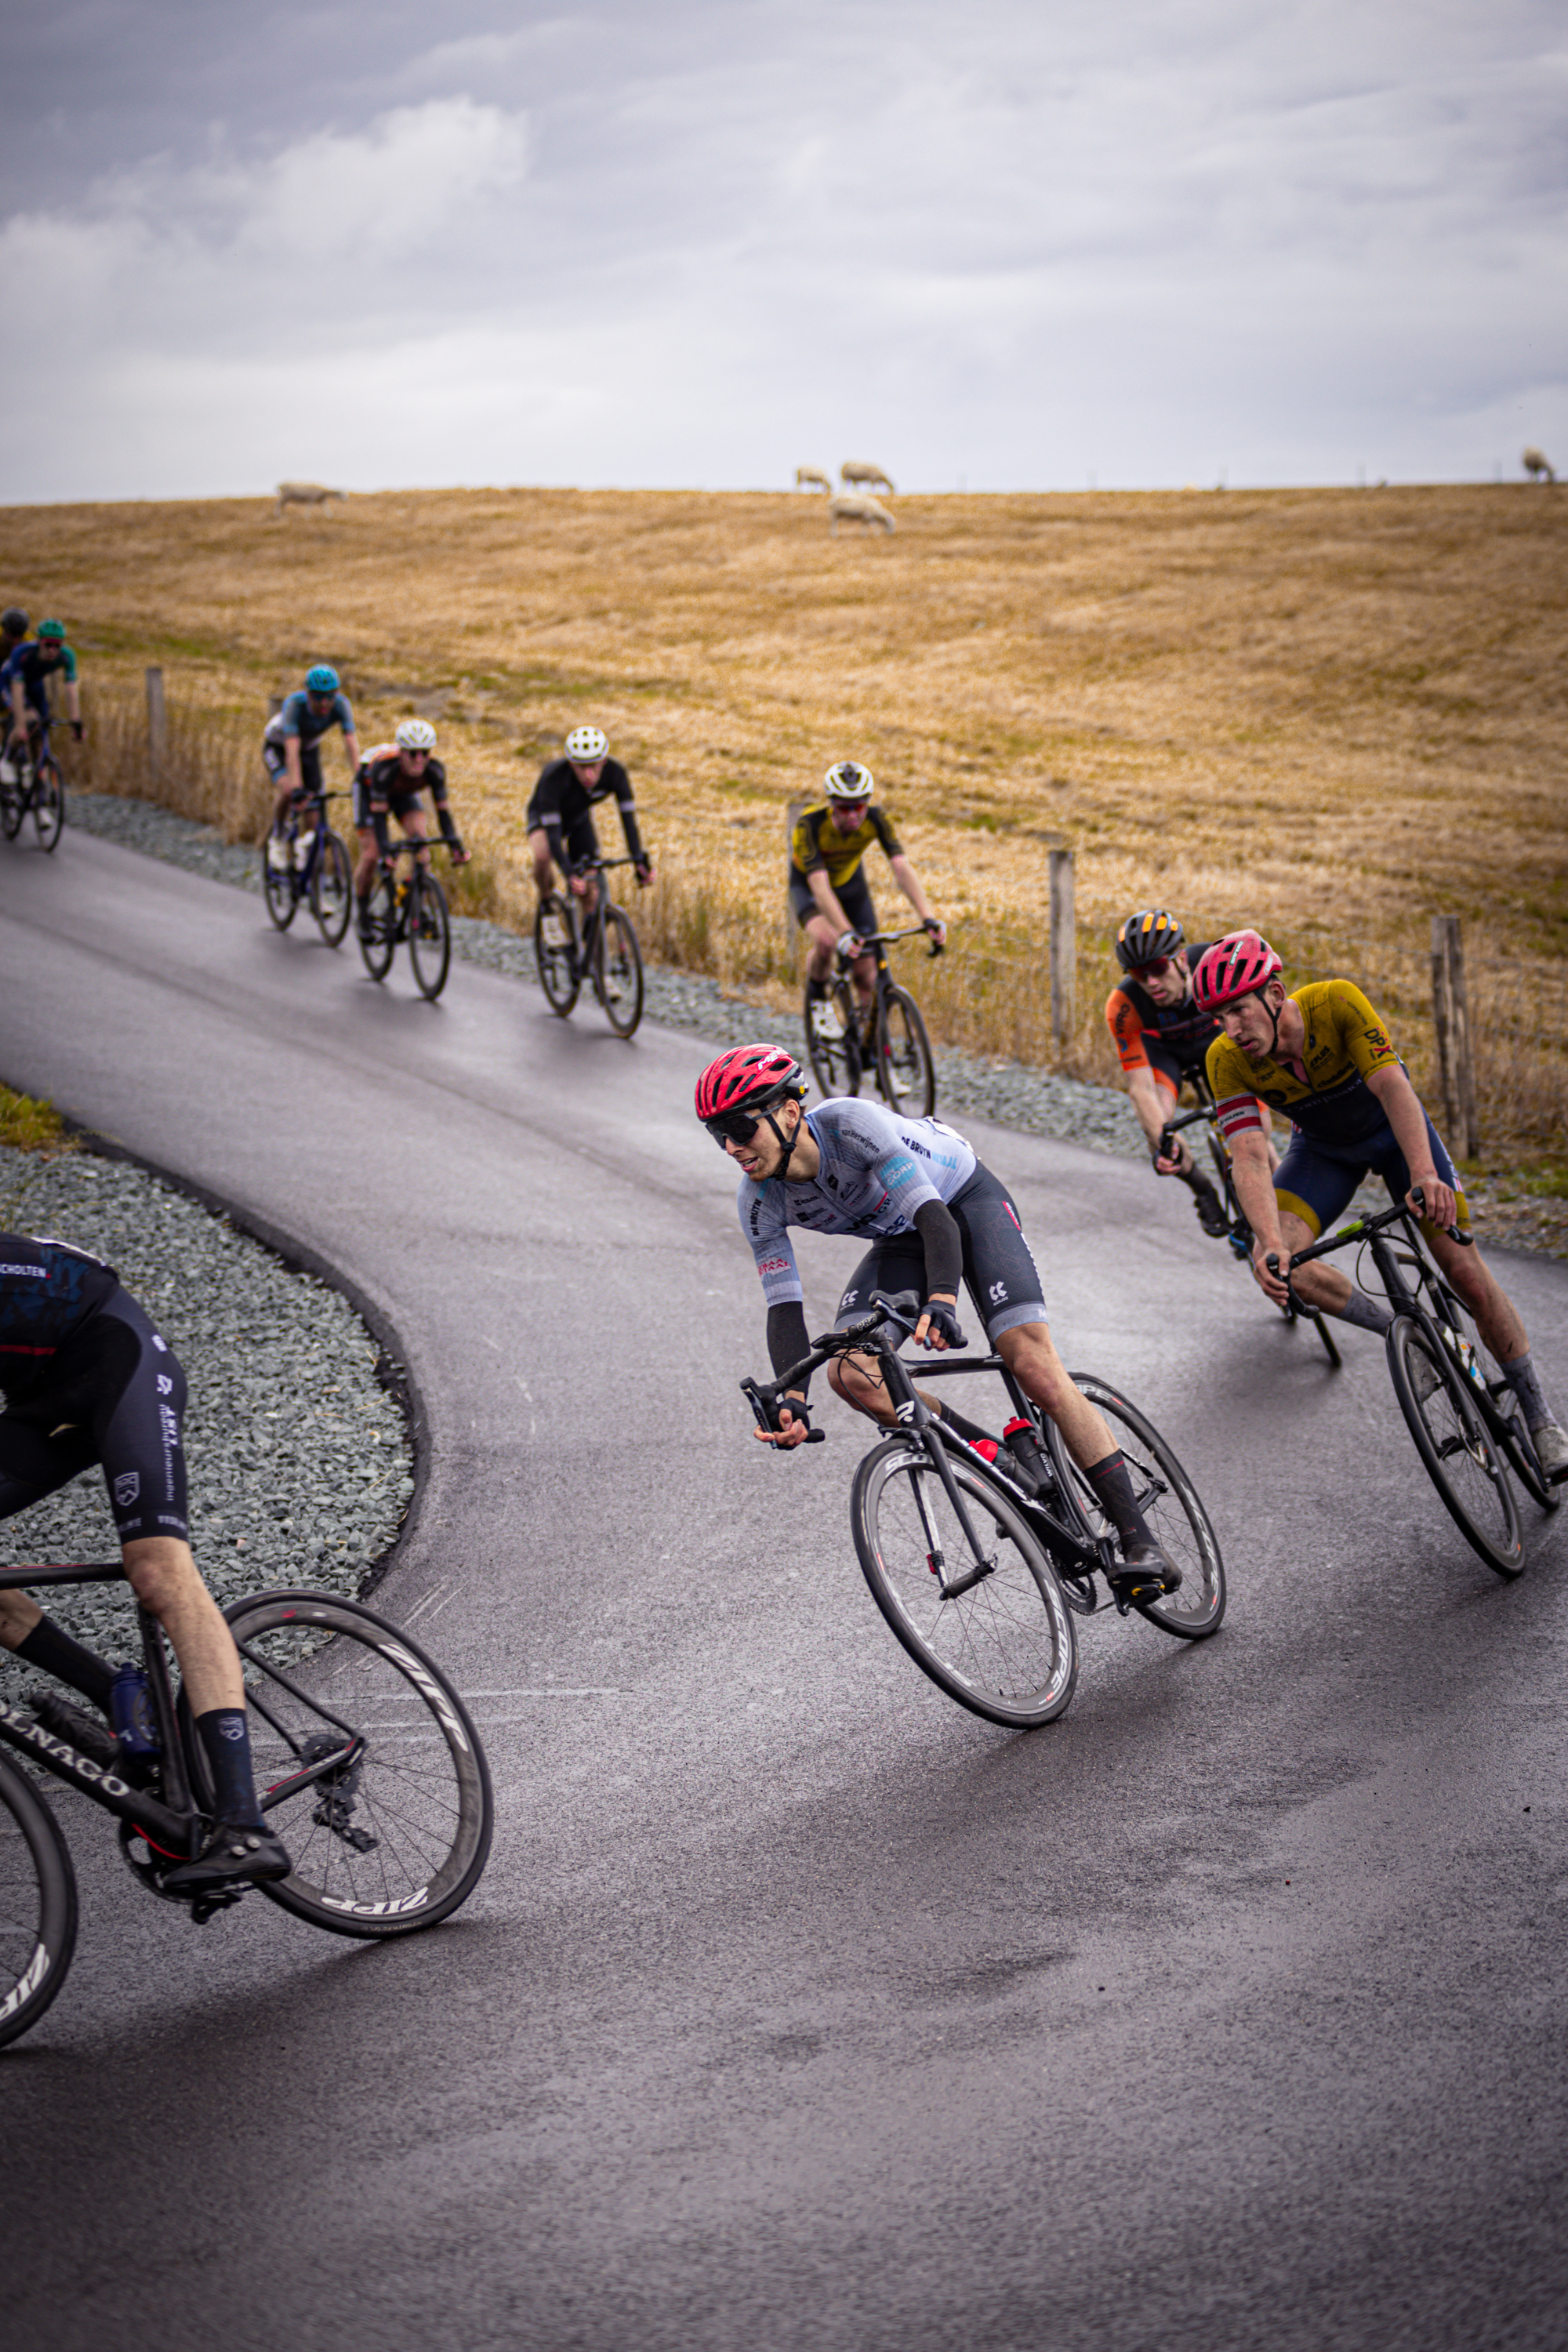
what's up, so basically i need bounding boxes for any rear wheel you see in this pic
[535,894,580,1016]
[804,975,862,1098]
[311,830,353,946]
[1047,1378,1226,1638]
[0,1753,77,2050]
[1388,1319,1524,1576]
[32,760,64,852]
[851,1436,1078,1726]
[220,1590,494,1937]
[596,905,644,1036]
[358,873,397,981]
[875,984,936,1115]
[408,869,452,1000]
[264,837,298,931]
[0,755,26,840]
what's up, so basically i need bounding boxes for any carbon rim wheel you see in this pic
[32,763,64,851]
[597,906,644,1036]
[358,875,397,980]
[408,870,452,1000]
[876,985,936,1115]
[264,842,299,930]
[1049,1377,1227,1638]
[220,1590,494,1938]
[311,830,353,946]
[1388,1319,1524,1576]
[535,895,580,1015]
[804,977,862,1098]
[0,1753,77,2050]
[0,767,24,840]
[851,1436,1078,1726]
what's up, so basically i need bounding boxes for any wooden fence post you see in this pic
[145,667,166,782]
[1048,847,1076,1051]
[1431,914,1479,1158]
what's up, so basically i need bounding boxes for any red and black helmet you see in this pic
[1115,909,1185,973]
[694,1043,808,1123]
[1191,930,1284,1013]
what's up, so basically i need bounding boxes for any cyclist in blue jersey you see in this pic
[265,664,361,869]
[695,1043,1181,1603]
[0,619,83,780]
[0,1233,291,1892]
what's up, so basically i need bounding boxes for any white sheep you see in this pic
[274,481,345,517]
[1523,446,1557,484]
[830,495,896,536]
[840,461,895,495]
[795,466,833,492]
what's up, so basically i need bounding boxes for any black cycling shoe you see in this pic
[28,1690,120,1770]
[1192,1189,1232,1240]
[1108,1541,1182,1606]
[163,1821,292,1896]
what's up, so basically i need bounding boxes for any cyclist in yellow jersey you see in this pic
[1194,931,1567,1479]
[791,762,946,1035]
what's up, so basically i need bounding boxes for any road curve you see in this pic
[2,831,1566,2352]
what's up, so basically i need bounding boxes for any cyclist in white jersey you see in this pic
[697,1044,1181,1603]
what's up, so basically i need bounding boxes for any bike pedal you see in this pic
[187,1890,246,1925]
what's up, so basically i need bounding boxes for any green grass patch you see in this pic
[0,1086,74,1153]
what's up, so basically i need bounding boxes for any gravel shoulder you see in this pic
[0,1142,414,1702]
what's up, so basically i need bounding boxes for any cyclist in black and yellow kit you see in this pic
[792,762,946,1040]
[1195,931,1568,1480]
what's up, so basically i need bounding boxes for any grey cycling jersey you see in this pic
[740,1099,978,1308]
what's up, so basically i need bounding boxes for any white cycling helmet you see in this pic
[395,718,437,752]
[565,725,608,763]
[824,760,874,800]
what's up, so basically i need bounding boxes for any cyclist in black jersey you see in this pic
[527,727,653,923]
[351,719,470,928]
[0,1236,291,1892]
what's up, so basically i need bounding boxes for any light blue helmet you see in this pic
[305,663,339,693]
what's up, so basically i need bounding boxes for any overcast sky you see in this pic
[2,0,1563,500]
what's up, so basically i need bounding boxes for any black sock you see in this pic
[196,1708,265,1829]
[1176,1166,1214,1199]
[14,1617,117,1710]
[1085,1451,1152,1551]
[936,1399,997,1447]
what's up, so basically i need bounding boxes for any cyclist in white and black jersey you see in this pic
[697,1044,1181,1603]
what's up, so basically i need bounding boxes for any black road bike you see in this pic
[263,789,353,946]
[1269,1192,1559,1577]
[0,724,65,855]
[0,1561,494,2050]
[1160,1075,1341,1367]
[743,1290,1225,1729]
[804,923,942,1116]
[534,853,646,1039]
[359,837,455,1000]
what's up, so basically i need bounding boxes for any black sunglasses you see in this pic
[704,1108,768,1148]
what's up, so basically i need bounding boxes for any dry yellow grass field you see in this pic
[8,481,1566,1157]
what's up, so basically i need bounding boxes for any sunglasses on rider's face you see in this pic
[1141,956,1180,978]
[704,1108,769,1149]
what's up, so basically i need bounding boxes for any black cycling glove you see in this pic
[920,1301,966,1349]
[775,1394,812,1434]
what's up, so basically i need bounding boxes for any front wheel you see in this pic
[0,762,25,840]
[263,841,298,931]
[32,760,64,852]
[596,904,644,1036]
[1047,1378,1226,1638]
[311,830,353,946]
[535,895,580,1016]
[220,1591,494,1937]
[0,1753,78,2049]
[876,984,936,1115]
[1388,1319,1524,1577]
[358,874,397,981]
[851,1436,1078,1726]
[804,976,862,1099]
[408,869,452,1000]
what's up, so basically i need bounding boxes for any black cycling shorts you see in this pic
[353,779,425,832]
[789,869,877,937]
[263,739,324,797]
[527,804,600,871]
[0,1289,188,1545]
[833,1164,1047,1342]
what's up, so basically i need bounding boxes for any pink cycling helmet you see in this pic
[694,1043,807,1123]
[1192,930,1283,1013]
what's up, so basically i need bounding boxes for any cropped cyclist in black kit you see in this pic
[0,1236,290,1892]
[527,726,654,923]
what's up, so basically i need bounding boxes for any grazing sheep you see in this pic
[840,461,895,495]
[274,481,345,517]
[830,495,896,536]
[1523,446,1557,484]
[795,466,833,492]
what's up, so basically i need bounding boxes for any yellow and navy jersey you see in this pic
[1206,978,1403,1146]
[789,803,902,891]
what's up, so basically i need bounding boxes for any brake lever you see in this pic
[1409,1185,1472,1247]
[739,1377,826,1443]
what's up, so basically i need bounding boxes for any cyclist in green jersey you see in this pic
[792,763,946,1040]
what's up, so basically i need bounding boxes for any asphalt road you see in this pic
[2,831,1566,2352]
